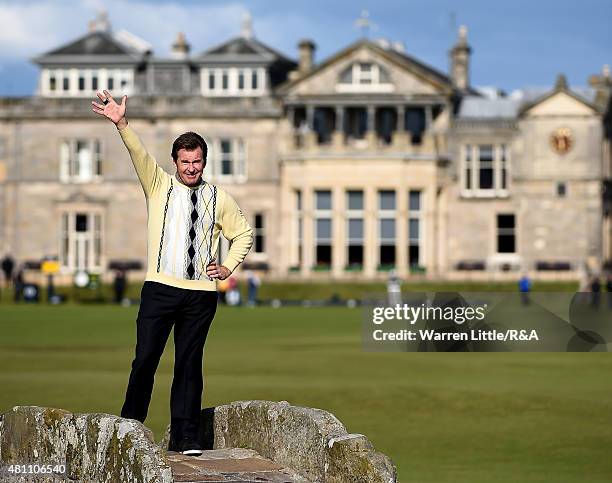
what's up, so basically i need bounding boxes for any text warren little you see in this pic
[372,329,540,342]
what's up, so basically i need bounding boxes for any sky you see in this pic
[0,0,610,96]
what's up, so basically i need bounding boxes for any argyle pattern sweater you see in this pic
[118,124,253,291]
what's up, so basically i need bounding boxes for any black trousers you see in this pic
[120,281,217,425]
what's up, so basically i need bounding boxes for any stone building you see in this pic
[0,12,610,283]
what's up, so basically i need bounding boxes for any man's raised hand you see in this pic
[92,90,128,128]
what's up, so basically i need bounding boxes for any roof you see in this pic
[196,36,295,65]
[277,37,472,96]
[32,30,149,64]
[458,86,599,119]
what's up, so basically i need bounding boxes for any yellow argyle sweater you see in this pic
[118,124,253,291]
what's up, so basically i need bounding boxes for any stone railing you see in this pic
[0,406,172,483]
[161,400,397,483]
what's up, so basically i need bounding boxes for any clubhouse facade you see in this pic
[1,13,611,282]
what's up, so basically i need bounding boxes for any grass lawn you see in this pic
[0,301,610,482]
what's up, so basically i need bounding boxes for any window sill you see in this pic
[460,190,509,199]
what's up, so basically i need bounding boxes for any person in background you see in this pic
[518,273,532,306]
[1,254,15,289]
[13,266,24,303]
[606,273,612,309]
[246,270,261,307]
[217,277,229,305]
[387,269,402,307]
[590,275,601,309]
[113,269,127,304]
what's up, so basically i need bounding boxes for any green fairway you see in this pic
[0,303,610,482]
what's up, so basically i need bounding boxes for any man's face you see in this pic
[174,147,204,187]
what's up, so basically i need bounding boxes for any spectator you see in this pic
[387,269,401,307]
[590,275,601,309]
[13,267,24,303]
[518,273,532,306]
[1,254,15,289]
[113,269,127,304]
[246,270,261,307]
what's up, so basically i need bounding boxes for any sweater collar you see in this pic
[174,172,204,190]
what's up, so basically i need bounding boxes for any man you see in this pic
[92,90,253,456]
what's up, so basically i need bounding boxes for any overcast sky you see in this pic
[0,0,610,96]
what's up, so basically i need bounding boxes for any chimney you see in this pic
[588,64,612,109]
[449,25,471,91]
[298,39,316,74]
[241,11,254,39]
[171,32,190,59]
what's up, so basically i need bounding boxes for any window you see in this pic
[251,70,258,90]
[337,62,393,93]
[202,68,264,96]
[107,76,114,90]
[378,190,396,268]
[92,74,98,91]
[557,182,567,197]
[238,70,245,90]
[209,138,246,181]
[497,214,516,253]
[60,139,102,183]
[254,213,265,253]
[314,190,332,268]
[292,189,303,269]
[462,144,509,196]
[62,73,70,91]
[208,71,215,90]
[346,190,364,268]
[408,190,422,267]
[49,73,56,91]
[60,211,103,272]
[222,70,229,90]
[78,73,85,91]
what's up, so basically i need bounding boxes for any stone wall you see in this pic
[0,406,172,483]
[161,400,397,483]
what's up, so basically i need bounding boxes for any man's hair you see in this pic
[171,132,208,162]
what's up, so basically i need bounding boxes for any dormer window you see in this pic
[337,62,393,93]
[201,67,266,96]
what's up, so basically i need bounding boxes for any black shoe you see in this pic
[179,436,203,456]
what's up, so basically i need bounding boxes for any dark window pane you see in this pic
[78,76,85,90]
[497,214,515,229]
[255,214,264,228]
[480,168,494,189]
[75,214,88,232]
[316,245,332,265]
[251,71,258,89]
[316,218,331,239]
[497,235,515,253]
[49,75,56,91]
[222,71,228,89]
[315,190,332,210]
[348,219,363,240]
[379,190,395,210]
[108,77,114,90]
[255,235,264,253]
[348,245,363,265]
[409,245,420,266]
[557,182,566,197]
[409,218,419,240]
[347,190,363,210]
[208,72,215,89]
[409,190,421,210]
[92,76,98,90]
[380,245,396,265]
[380,219,395,239]
[238,71,245,89]
[63,77,69,90]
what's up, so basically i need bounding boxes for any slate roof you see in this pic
[196,36,295,65]
[458,87,598,119]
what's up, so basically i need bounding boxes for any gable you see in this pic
[46,32,132,56]
[524,91,598,117]
[284,43,449,97]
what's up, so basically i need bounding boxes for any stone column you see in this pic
[421,105,435,152]
[305,105,317,149]
[301,188,314,277]
[332,187,344,277]
[392,105,408,148]
[363,185,377,277]
[366,105,377,148]
[396,188,408,278]
[287,106,296,150]
[332,106,345,148]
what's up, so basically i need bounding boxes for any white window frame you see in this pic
[208,137,247,183]
[314,189,333,268]
[346,189,365,268]
[461,144,510,198]
[200,67,266,96]
[408,189,423,267]
[41,67,133,97]
[377,189,396,267]
[60,138,103,183]
[59,210,104,273]
[336,62,394,93]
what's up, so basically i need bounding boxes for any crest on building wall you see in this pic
[549,127,574,155]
